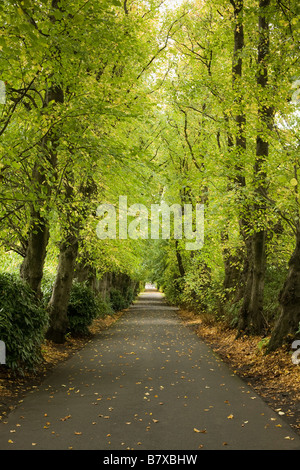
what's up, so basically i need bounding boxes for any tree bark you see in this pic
[231,0,246,182]
[20,155,50,296]
[20,208,49,297]
[237,0,272,335]
[46,233,79,343]
[221,0,247,302]
[238,231,267,333]
[46,175,96,343]
[221,230,244,300]
[267,224,300,351]
[175,239,185,278]
[19,2,64,296]
[19,81,63,295]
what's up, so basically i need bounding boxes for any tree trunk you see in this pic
[175,239,185,278]
[231,0,246,181]
[267,224,300,351]
[221,0,247,302]
[238,231,267,333]
[237,0,272,335]
[46,175,96,343]
[20,209,49,297]
[222,241,244,300]
[20,158,50,297]
[19,79,63,296]
[46,233,79,343]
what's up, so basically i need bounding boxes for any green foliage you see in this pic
[263,264,288,328]
[257,337,270,353]
[109,287,130,312]
[67,282,100,336]
[0,0,299,352]
[221,299,243,329]
[96,296,114,318]
[40,272,56,305]
[161,277,184,306]
[0,250,22,275]
[124,287,135,307]
[108,278,137,312]
[0,273,48,372]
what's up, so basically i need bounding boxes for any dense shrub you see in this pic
[124,286,135,306]
[0,273,48,371]
[67,282,100,336]
[109,287,128,311]
[263,264,288,329]
[109,285,135,311]
[97,296,114,317]
[40,271,55,305]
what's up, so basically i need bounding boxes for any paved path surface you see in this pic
[1,289,300,450]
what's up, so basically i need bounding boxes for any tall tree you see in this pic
[237,0,273,334]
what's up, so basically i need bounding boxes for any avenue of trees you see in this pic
[0,0,299,370]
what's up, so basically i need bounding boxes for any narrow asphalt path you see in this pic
[1,289,300,450]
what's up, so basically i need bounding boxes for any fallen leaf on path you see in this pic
[60,415,71,421]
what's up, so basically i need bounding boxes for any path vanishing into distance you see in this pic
[1,288,300,451]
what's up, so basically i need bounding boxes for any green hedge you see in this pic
[67,282,101,336]
[109,286,135,312]
[0,273,48,371]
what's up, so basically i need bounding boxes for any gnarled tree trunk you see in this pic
[267,224,300,351]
